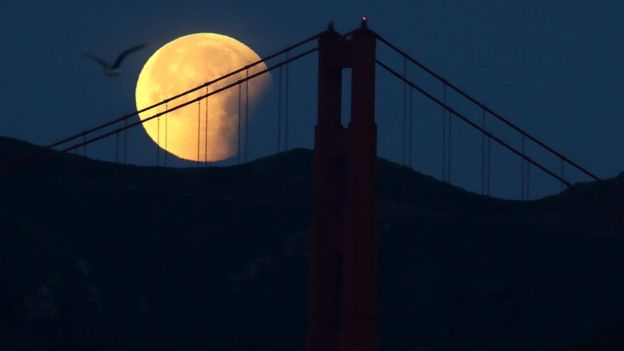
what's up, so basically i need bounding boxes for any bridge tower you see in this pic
[307,20,378,351]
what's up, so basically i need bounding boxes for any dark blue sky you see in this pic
[1,0,623,199]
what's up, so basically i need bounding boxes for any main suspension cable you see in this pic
[374,32,601,182]
[1,31,323,170]
[376,59,571,187]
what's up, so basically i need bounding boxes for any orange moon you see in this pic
[135,33,270,162]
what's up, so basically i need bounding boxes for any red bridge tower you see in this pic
[307,20,378,351]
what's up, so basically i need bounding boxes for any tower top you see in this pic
[361,16,368,29]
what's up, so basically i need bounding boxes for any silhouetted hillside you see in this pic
[0,135,623,351]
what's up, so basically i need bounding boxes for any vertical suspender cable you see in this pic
[408,87,413,168]
[285,51,290,151]
[487,126,491,196]
[447,101,452,184]
[277,66,283,152]
[442,84,447,181]
[164,103,168,166]
[83,134,87,157]
[526,161,531,200]
[123,119,128,164]
[157,115,161,166]
[481,109,486,195]
[238,84,242,165]
[521,135,526,200]
[560,159,565,191]
[402,58,407,166]
[115,132,119,163]
[245,69,250,162]
[197,100,201,167]
[205,88,209,166]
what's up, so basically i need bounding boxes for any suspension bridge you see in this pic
[1,22,606,195]
[1,19,622,351]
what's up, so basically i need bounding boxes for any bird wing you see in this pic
[83,53,110,68]
[112,44,147,68]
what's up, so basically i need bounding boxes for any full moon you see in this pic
[135,33,269,162]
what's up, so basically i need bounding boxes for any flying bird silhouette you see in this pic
[83,44,147,77]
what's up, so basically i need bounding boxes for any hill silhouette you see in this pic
[0,135,623,351]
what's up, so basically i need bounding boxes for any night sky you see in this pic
[1,0,623,199]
